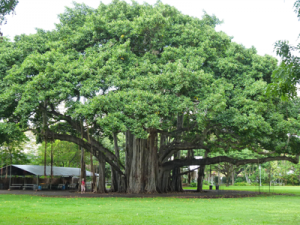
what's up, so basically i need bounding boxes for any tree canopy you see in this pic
[0,0,18,36]
[268,0,300,99]
[1,0,299,193]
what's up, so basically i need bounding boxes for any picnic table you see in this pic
[9,184,23,190]
[23,184,37,190]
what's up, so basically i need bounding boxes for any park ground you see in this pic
[0,186,300,225]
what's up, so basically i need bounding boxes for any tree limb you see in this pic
[162,155,299,171]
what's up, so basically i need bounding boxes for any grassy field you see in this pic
[0,193,300,224]
[184,185,300,195]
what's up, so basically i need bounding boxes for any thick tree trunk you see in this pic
[50,140,53,188]
[110,132,126,192]
[197,151,208,192]
[170,151,183,192]
[157,133,170,193]
[43,100,47,177]
[197,166,205,192]
[144,129,158,193]
[80,120,86,191]
[90,152,96,192]
[110,166,119,192]
[44,139,47,176]
[128,138,146,193]
[169,113,184,192]
[125,131,134,188]
[226,174,230,187]
[127,130,158,194]
[217,165,220,185]
[97,153,107,193]
[110,133,119,192]
[118,174,127,193]
[187,150,194,185]
[157,169,170,193]
[170,169,182,192]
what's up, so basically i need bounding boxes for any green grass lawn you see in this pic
[184,185,300,195]
[0,194,300,224]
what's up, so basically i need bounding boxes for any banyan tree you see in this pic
[1,1,300,194]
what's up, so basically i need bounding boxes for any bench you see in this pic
[9,184,23,190]
[68,183,77,190]
[57,184,65,190]
[41,184,49,190]
[23,184,37,190]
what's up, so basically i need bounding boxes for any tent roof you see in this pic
[1,165,97,177]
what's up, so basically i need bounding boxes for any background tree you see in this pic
[268,0,300,99]
[0,0,18,36]
[34,140,83,168]
[0,123,29,178]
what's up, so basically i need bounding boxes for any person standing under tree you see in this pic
[81,178,85,194]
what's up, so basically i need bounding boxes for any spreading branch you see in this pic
[162,155,299,171]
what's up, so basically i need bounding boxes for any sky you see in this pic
[1,0,300,60]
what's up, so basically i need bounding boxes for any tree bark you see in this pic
[169,113,184,192]
[97,152,107,193]
[127,137,146,193]
[218,165,220,185]
[162,155,300,171]
[50,140,53,181]
[46,131,124,175]
[80,120,86,191]
[127,130,158,193]
[156,133,170,193]
[170,151,183,192]
[145,129,158,193]
[157,169,170,193]
[187,150,194,185]
[125,131,134,187]
[110,133,119,192]
[110,132,126,192]
[87,128,96,192]
[110,166,119,192]
[197,151,208,192]
[232,165,235,186]
[43,100,48,177]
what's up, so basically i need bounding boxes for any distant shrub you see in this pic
[235,177,246,183]
[234,182,250,186]
[203,180,209,185]
[190,182,197,187]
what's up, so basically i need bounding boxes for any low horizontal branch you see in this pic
[162,155,299,171]
[178,167,200,176]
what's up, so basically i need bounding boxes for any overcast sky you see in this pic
[1,0,300,60]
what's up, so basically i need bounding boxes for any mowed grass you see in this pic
[184,185,300,195]
[0,194,300,224]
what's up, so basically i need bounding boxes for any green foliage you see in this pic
[203,180,210,185]
[0,122,29,167]
[0,139,30,167]
[0,122,27,145]
[189,182,197,187]
[234,182,249,186]
[283,174,300,185]
[0,0,18,36]
[0,0,299,174]
[268,0,300,99]
[33,140,82,168]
